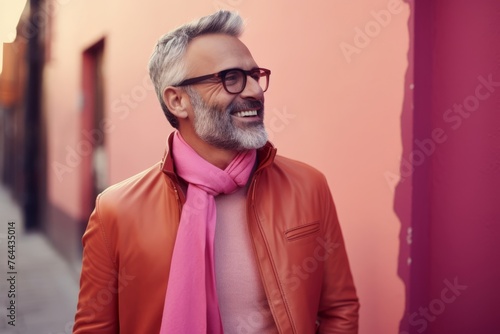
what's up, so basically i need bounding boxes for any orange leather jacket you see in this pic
[74,135,359,333]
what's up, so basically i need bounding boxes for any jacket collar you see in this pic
[160,131,277,179]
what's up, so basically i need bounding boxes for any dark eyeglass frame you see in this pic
[175,67,271,94]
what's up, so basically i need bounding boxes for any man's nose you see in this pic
[240,75,264,100]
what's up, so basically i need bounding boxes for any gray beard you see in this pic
[187,88,268,151]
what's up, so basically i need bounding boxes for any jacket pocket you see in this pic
[284,221,320,241]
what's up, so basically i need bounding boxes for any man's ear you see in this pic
[163,86,189,119]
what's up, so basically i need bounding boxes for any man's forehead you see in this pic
[183,33,257,75]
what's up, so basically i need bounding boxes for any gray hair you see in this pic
[148,10,243,128]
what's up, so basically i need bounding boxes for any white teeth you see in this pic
[234,110,258,117]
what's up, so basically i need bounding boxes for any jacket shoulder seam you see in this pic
[94,194,118,269]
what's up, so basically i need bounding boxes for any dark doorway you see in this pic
[80,39,107,236]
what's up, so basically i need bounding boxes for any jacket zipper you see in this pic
[171,182,183,218]
[250,176,258,203]
[249,174,296,334]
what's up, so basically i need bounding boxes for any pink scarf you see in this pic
[159,131,257,333]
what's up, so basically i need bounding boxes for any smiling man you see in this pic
[74,10,359,334]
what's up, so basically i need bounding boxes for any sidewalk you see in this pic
[0,186,80,334]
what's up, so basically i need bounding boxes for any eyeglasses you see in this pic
[175,67,271,94]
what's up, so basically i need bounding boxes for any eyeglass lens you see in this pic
[222,69,269,94]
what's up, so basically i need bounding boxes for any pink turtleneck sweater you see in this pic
[214,186,277,333]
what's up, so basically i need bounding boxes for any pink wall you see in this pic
[45,1,411,332]
[412,1,500,333]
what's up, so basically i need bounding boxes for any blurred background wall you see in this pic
[0,0,499,333]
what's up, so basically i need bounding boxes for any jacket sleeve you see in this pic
[73,195,119,333]
[317,177,360,333]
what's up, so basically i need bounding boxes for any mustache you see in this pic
[227,100,264,114]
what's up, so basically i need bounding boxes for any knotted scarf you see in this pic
[159,131,257,333]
